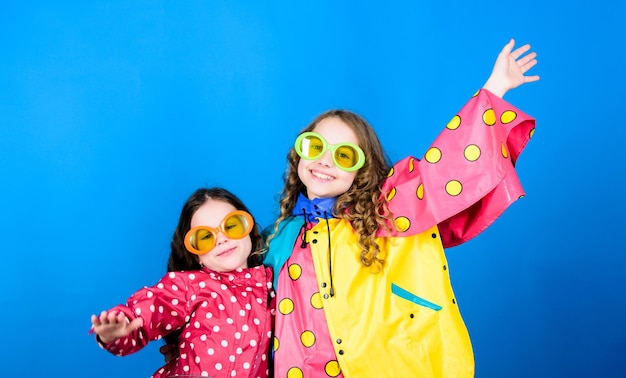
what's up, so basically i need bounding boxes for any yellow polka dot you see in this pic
[501,142,508,158]
[279,298,294,315]
[500,110,517,124]
[311,292,323,309]
[464,144,481,161]
[445,180,463,196]
[482,109,496,126]
[386,187,396,201]
[472,89,480,97]
[387,167,394,177]
[273,336,279,352]
[300,330,316,348]
[287,367,303,378]
[408,157,416,172]
[416,183,424,200]
[424,147,442,163]
[325,360,341,377]
[446,115,461,130]
[288,264,302,281]
[394,216,410,232]
[530,128,535,138]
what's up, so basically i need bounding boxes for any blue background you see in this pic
[1,1,624,377]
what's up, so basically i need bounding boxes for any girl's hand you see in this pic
[90,310,143,344]
[482,39,540,98]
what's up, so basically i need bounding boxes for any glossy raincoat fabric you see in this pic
[264,89,535,377]
[95,266,273,378]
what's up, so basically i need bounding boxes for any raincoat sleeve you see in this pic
[95,272,192,356]
[379,89,535,247]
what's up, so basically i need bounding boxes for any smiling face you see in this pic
[297,116,359,199]
[190,198,252,272]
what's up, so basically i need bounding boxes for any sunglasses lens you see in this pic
[223,213,251,239]
[188,228,216,253]
[334,145,360,169]
[298,135,325,159]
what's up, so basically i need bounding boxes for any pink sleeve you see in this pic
[99,272,191,356]
[379,89,536,247]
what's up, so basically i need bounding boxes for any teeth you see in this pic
[312,171,333,180]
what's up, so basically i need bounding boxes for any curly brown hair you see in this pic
[271,110,393,268]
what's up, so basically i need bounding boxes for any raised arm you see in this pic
[482,39,540,98]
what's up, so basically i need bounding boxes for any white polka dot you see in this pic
[226,317,234,324]
[194,321,201,329]
[231,296,237,303]
[215,363,223,370]
[211,292,218,299]
[239,309,246,316]
[229,355,235,362]
[262,353,267,361]
[169,272,175,278]
[255,282,262,287]
[190,342,195,349]
[230,370,236,377]
[157,283,164,289]
[241,292,248,297]
[250,339,257,347]
[201,372,209,377]
[242,324,249,332]
[199,281,206,288]
[195,356,201,363]
[150,305,155,312]
[245,273,251,279]
[202,301,209,307]
[208,348,215,355]
[185,332,191,338]
[191,294,196,301]
[185,315,190,322]
[200,334,207,341]
[256,298,262,304]
[253,318,260,325]
[228,274,235,281]
[213,325,220,332]
[171,311,178,317]
[172,298,179,305]
[181,353,187,359]
[135,308,141,315]
[206,312,213,319]
[171,284,179,291]
[147,291,153,298]
[219,304,226,311]
[183,365,189,372]
[165,324,172,330]
[158,306,164,313]
[236,347,242,355]
[221,339,229,347]
[243,362,250,369]
[221,284,228,291]
[189,273,195,280]
[245,303,251,310]
[246,287,252,292]
[235,332,241,340]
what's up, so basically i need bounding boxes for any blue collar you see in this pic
[292,193,337,222]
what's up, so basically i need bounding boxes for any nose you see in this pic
[215,231,230,245]
[317,150,334,167]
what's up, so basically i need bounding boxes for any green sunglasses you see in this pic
[294,132,365,172]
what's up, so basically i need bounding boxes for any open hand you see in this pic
[90,310,143,344]
[483,39,540,98]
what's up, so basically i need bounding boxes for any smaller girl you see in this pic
[90,187,274,378]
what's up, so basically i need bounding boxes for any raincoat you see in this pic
[94,266,273,378]
[264,89,535,377]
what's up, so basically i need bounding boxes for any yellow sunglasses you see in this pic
[294,132,365,172]
[184,210,254,255]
